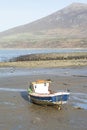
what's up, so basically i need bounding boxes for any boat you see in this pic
[27,79,70,107]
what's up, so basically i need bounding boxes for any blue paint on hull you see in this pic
[29,93,69,105]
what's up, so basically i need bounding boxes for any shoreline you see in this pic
[0,48,87,49]
[0,59,87,68]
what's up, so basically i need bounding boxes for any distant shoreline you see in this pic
[0,52,87,68]
[0,59,87,68]
[0,48,87,50]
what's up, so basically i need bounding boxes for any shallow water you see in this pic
[0,67,87,77]
[0,48,87,62]
[0,87,87,110]
[0,88,26,92]
[70,92,87,110]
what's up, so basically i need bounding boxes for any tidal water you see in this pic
[0,67,87,77]
[0,87,87,110]
[0,48,87,62]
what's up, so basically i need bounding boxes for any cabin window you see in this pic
[44,83,46,86]
[35,85,37,88]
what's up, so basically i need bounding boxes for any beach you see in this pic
[0,67,87,130]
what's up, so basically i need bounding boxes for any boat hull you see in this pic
[28,92,70,105]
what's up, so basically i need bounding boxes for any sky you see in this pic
[0,0,87,32]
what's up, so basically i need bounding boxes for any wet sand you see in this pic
[0,67,87,130]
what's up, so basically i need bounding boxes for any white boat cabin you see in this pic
[29,80,51,94]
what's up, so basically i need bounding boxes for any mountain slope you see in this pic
[0,3,87,48]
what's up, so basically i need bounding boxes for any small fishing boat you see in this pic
[27,79,70,107]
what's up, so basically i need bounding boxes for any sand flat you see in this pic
[0,67,87,130]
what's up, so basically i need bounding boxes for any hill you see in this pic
[0,3,87,48]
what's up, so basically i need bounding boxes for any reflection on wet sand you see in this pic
[70,92,87,110]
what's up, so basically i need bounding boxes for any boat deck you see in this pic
[29,91,69,97]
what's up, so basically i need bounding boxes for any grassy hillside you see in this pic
[0,3,87,48]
